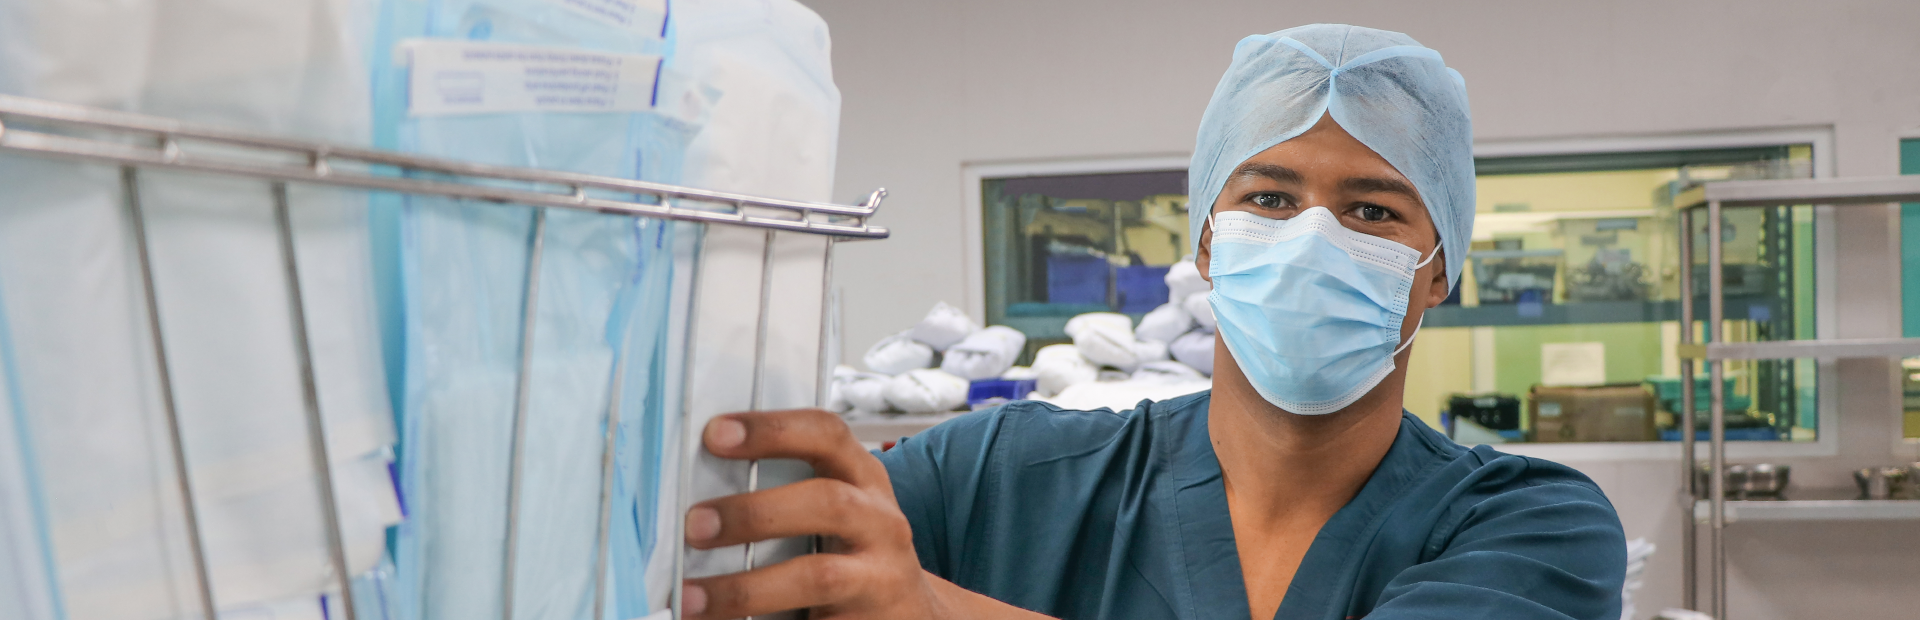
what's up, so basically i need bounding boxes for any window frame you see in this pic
[960,127,1839,460]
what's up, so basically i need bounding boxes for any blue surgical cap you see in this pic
[1188,24,1475,289]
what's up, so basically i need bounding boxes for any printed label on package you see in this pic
[548,0,668,34]
[404,40,662,116]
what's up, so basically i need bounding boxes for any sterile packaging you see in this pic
[1164,259,1210,301]
[1134,302,1195,344]
[1032,344,1098,397]
[1170,330,1216,376]
[883,369,970,414]
[939,326,1027,380]
[910,302,981,351]
[841,372,893,413]
[864,331,937,375]
[1184,293,1217,332]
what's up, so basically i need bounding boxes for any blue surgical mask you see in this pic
[1207,207,1437,415]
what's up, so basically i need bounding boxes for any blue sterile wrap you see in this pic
[1186,23,1475,289]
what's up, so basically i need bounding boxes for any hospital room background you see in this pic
[2,1,1918,620]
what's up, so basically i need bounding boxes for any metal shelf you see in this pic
[1692,496,1920,523]
[1676,175,1920,208]
[1676,338,1920,361]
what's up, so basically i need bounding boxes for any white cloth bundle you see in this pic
[1165,259,1210,301]
[1000,366,1039,380]
[1044,377,1211,412]
[1132,360,1207,384]
[1133,302,1194,344]
[1183,292,1217,333]
[939,326,1027,380]
[1031,344,1098,397]
[1132,338,1170,365]
[863,330,936,375]
[1064,312,1134,340]
[842,372,893,413]
[883,369,970,414]
[826,365,884,413]
[910,302,980,351]
[1170,330,1216,375]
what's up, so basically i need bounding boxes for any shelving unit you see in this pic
[1674,175,1920,619]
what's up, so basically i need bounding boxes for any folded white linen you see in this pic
[939,326,1027,380]
[1133,302,1194,344]
[1170,329,1216,375]
[909,302,979,351]
[863,330,935,375]
[883,369,970,413]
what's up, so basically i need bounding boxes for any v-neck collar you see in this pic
[1163,393,1434,620]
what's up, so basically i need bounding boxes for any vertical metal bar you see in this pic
[674,220,708,620]
[272,182,359,619]
[122,166,220,620]
[743,228,777,576]
[812,237,837,558]
[1677,207,1697,611]
[501,207,549,620]
[592,346,628,620]
[1706,199,1728,620]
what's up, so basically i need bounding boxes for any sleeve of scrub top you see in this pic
[1367,472,1627,620]
[874,407,1008,581]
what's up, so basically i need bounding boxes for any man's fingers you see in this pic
[683,553,867,620]
[703,409,888,489]
[686,478,907,550]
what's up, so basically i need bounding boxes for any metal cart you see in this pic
[1675,175,1920,619]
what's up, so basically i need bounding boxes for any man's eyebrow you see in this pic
[1342,176,1424,205]
[1231,162,1304,184]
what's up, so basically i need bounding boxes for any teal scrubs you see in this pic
[875,391,1626,620]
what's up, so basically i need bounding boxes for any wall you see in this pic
[803,1,1920,618]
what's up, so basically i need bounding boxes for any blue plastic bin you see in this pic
[1047,254,1109,305]
[968,379,1038,410]
[1115,265,1171,313]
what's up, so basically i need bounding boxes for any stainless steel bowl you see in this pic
[1854,466,1912,500]
[1736,463,1790,498]
[1694,463,1791,499]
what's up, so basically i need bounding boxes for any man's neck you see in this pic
[1207,335,1408,531]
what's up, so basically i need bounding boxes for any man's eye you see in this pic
[1357,205,1392,222]
[1250,193,1287,209]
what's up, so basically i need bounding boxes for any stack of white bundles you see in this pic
[863,330,936,375]
[1134,302,1195,344]
[940,326,1027,380]
[910,302,980,351]
[884,369,970,414]
[841,372,893,413]
[1165,259,1210,300]
[1066,312,1146,371]
[1132,360,1208,384]
[1044,375,1211,412]
[1001,366,1039,380]
[1184,293,1217,332]
[1031,344,1098,397]
[1622,538,1656,620]
[1170,331,1216,375]
[826,365,887,413]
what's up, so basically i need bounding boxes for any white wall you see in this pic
[805,1,1920,618]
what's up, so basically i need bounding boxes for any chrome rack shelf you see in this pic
[0,94,891,240]
[1672,174,1920,619]
[0,93,887,620]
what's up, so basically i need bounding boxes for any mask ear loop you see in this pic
[1393,240,1443,356]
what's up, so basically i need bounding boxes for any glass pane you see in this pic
[981,170,1188,349]
[1406,145,1820,443]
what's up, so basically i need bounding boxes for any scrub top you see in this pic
[875,391,1626,620]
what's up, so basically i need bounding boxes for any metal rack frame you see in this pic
[0,95,888,620]
[1675,175,1920,619]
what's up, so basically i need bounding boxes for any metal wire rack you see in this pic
[0,94,890,620]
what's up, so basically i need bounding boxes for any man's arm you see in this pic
[681,409,1054,620]
[1366,479,1627,620]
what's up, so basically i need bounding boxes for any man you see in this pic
[678,24,1626,620]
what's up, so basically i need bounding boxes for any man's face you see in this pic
[1195,112,1451,337]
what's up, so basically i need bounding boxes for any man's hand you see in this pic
[681,409,947,619]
